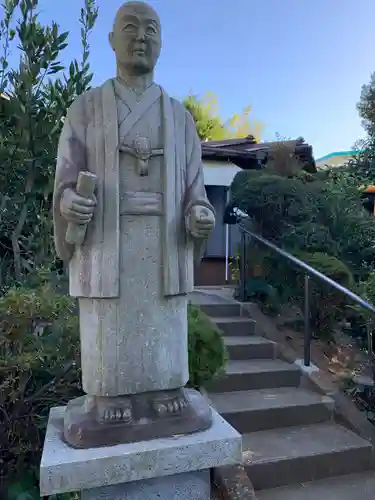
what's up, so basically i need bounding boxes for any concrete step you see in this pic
[213,317,256,337]
[205,359,301,393]
[256,471,375,499]
[208,387,334,433]
[223,336,276,360]
[199,303,244,318]
[243,422,374,490]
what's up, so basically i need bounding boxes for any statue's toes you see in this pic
[122,407,132,421]
[167,402,175,413]
[180,398,187,410]
[155,403,167,416]
[173,400,181,412]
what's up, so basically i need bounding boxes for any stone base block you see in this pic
[40,405,242,498]
[81,470,210,500]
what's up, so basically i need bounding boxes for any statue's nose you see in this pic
[136,27,146,40]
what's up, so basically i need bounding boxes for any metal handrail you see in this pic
[237,222,375,371]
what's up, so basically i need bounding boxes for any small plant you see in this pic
[228,253,240,283]
[187,304,227,389]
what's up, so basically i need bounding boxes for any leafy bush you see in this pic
[293,252,354,339]
[238,243,354,337]
[0,283,81,498]
[187,304,227,389]
[1,287,226,497]
[0,0,98,292]
[345,272,375,344]
[231,139,375,342]
[319,171,375,279]
[231,171,319,241]
[361,272,375,305]
[231,158,375,282]
[255,250,354,337]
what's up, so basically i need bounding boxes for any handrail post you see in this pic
[244,233,249,285]
[240,230,246,302]
[304,273,311,367]
[367,319,375,384]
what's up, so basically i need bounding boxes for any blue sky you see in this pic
[33,0,375,157]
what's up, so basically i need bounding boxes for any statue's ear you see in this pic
[108,32,115,51]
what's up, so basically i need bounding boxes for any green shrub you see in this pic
[360,271,375,305]
[294,252,354,338]
[187,303,228,389]
[231,172,319,242]
[231,163,375,284]
[1,288,227,497]
[0,284,81,497]
[345,272,375,344]
[238,244,354,337]
[241,248,354,338]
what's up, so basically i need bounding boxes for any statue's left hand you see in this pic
[188,205,215,239]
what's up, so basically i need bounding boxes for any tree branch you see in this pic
[11,171,34,281]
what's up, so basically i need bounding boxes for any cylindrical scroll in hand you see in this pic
[65,171,97,246]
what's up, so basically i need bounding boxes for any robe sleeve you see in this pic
[53,94,88,262]
[183,109,215,261]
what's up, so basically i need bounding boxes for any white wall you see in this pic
[203,160,241,187]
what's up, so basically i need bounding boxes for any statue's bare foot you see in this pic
[63,389,212,449]
[94,396,133,424]
[152,389,189,417]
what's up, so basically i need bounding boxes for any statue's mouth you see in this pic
[133,47,146,56]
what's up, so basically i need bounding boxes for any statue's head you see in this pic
[109,1,161,76]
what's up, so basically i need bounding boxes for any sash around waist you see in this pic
[120,191,164,216]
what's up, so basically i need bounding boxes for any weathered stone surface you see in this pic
[77,84,191,398]
[63,388,213,449]
[256,472,375,500]
[242,422,373,490]
[52,0,216,449]
[81,470,210,500]
[40,405,242,497]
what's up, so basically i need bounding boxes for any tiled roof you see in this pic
[201,136,315,171]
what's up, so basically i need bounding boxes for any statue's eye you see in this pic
[123,23,137,32]
[146,24,157,35]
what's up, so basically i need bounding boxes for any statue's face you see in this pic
[110,2,161,76]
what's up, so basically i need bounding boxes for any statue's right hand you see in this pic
[60,188,96,224]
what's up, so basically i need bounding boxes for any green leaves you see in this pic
[7,474,39,500]
[1,281,81,490]
[0,0,97,289]
[183,92,263,141]
[7,471,78,499]
[187,304,227,389]
[0,0,97,489]
[231,160,375,280]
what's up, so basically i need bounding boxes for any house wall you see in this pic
[203,186,242,258]
[203,161,241,187]
[195,159,243,286]
[195,184,243,286]
[205,185,226,258]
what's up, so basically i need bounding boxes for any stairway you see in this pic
[201,302,375,499]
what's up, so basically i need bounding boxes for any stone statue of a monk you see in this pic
[53,1,215,448]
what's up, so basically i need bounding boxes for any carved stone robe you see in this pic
[53,79,214,397]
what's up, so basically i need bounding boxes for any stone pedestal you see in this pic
[40,406,242,499]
